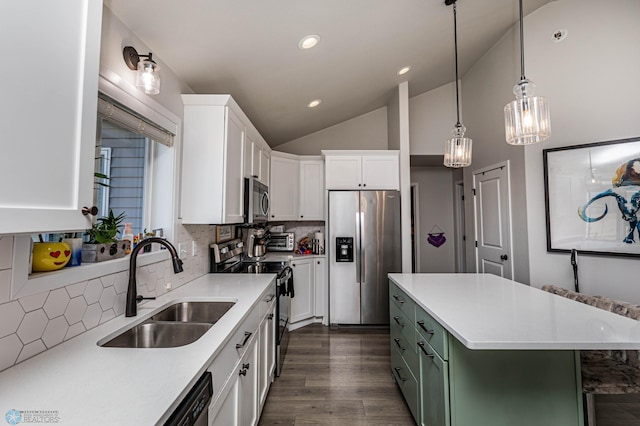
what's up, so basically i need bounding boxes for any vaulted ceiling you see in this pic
[105,0,552,146]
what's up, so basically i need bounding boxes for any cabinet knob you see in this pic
[239,369,247,376]
[317,261,320,265]
[82,206,98,216]
[358,184,362,187]
[271,215,275,218]
[243,363,250,370]
[300,215,303,218]
[363,183,366,187]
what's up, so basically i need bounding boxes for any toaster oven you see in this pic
[268,232,295,251]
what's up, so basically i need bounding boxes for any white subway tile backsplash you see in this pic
[0,301,24,338]
[16,339,46,364]
[0,236,14,270]
[83,279,103,304]
[43,288,70,319]
[0,334,22,371]
[64,297,88,325]
[42,316,69,348]
[16,309,48,344]
[18,291,48,313]
[82,303,102,329]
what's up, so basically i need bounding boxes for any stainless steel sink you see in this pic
[100,322,213,348]
[99,301,236,348]
[149,301,235,324]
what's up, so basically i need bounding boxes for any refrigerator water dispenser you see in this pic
[335,237,354,262]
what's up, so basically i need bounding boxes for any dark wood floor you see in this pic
[258,324,415,425]
[596,394,640,426]
[258,324,640,426]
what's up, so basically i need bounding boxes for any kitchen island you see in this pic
[388,273,640,426]
[0,273,275,425]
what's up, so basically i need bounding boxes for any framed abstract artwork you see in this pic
[543,137,640,257]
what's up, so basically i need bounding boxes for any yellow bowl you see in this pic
[32,242,71,272]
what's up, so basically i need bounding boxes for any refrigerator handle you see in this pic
[360,214,365,284]
[355,211,361,284]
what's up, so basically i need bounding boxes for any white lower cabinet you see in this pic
[259,303,276,408]
[290,257,327,327]
[208,289,276,426]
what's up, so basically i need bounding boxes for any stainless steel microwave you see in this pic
[244,177,269,224]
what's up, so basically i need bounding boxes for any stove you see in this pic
[209,239,292,377]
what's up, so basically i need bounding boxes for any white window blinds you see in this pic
[97,95,174,147]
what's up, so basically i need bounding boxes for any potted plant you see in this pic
[82,210,131,263]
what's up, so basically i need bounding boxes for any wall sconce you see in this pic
[123,46,161,95]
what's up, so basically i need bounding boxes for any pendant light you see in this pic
[444,0,472,168]
[504,0,550,145]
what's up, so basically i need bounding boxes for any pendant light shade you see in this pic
[504,0,550,145]
[444,124,472,168]
[443,0,472,168]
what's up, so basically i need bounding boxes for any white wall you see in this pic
[274,107,388,155]
[462,0,640,301]
[411,167,456,273]
[460,4,530,283]
[387,87,400,150]
[409,81,457,155]
[521,0,640,302]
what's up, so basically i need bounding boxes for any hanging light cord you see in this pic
[453,1,461,127]
[518,0,526,81]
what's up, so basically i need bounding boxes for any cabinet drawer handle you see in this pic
[417,341,434,358]
[393,316,405,327]
[393,338,405,352]
[392,294,405,304]
[239,369,247,376]
[417,320,434,335]
[393,367,407,382]
[265,294,275,302]
[236,331,252,349]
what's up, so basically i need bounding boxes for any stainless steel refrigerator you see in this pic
[329,190,402,325]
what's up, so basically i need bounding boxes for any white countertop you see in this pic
[389,273,640,350]
[260,252,325,262]
[0,273,275,425]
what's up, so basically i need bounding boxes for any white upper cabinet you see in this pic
[0,1,102,234]
[269,153,299,221]
[270,153,324,221]
[323,150,400,190]
[244,130,270,186]
[181,95,248,224]
[299,160,325,221]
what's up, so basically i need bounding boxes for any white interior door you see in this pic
[473,162,513,279]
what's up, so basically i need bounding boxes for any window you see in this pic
[95,94,174,238]
[11,81,180,300]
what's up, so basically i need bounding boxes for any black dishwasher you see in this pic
[164,372,212,426]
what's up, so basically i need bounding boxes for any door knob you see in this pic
[500,254,508,261]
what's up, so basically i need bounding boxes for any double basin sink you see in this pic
[99,301,235,348]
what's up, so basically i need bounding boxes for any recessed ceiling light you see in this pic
[307,99,322,108]
[398,66,411,76]
[299,35,320,50]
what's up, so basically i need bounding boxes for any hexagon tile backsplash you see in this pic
[0,224,214,372]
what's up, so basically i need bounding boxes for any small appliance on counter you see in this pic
[267,232,295,252]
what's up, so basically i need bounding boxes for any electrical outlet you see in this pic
[178,243,188,259]
[192,241,198,256]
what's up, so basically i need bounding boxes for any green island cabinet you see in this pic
[389,280,583,426]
